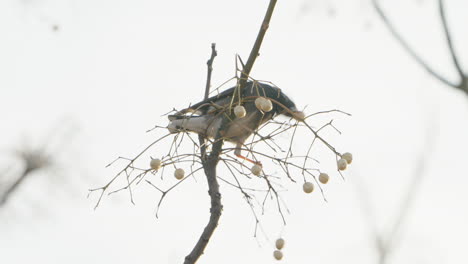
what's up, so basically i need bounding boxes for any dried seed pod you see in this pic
[150,158,162,170]
[255,97,267,111]
[337,158,347,171]
[342,152,353,164]
[273,250,283,260]
[293,111,305,121]
[261,98,273,112]
[174,168,185,180]
[251,164,262,176]
[319,173,329,184]
[303,182,314,193]
[275,238,285,250]
[234,105,246,118]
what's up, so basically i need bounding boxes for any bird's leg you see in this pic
[235,153,262,166]
[234,146,262,166]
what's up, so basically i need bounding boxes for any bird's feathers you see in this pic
[175,81,296,116]
[167,81,301,146]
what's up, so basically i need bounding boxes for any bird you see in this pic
[167,81,304,164]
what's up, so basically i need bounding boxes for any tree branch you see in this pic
[238,0,278,93]
[185,44,221,264]
[372,0,458,89]
[1,149,50,207]
[0,169,30,206]
[353,118,438,264]
[199,44,217,162]
[204,43,218,100]
[185,131,224,264]
[438,0,468,92]
[185,0,278,261]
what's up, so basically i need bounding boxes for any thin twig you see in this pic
[204,43,218,100]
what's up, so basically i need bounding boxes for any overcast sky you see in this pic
[1,0,468,263]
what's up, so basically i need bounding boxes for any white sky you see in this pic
[1,0,468,263]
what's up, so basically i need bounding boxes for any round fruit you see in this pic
[293,111,305,121]
[303,182,314,193]
[255,97,267,111]
[342,152,353,164]
[262,98,273,112]
[234,105,246,118]
[275,238,285,250]
[319,173,329,184]
[251,164,262,176]
[337,158,347,171]
[174,168,185,180]
[150,158,162,170]
[273,250,283,260]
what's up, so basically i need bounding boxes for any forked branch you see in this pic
[185,1,278,262]
[372,0,467,93]
[185,43,221,264]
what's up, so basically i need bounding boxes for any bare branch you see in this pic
[146,167,203,218]
[438,0,467,92]
[353,116,438,264]
[372,0,458,88]
[238,0,278,94]
[380,126,436,263]
[0,148,50,207]
[0,169,30,206]
[199,44,218,163]
[184,128,224,264]
[204,43,218,100]
[88,133,173,209]
[185,43,221,264]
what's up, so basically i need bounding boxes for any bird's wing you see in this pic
[175,87,237,115]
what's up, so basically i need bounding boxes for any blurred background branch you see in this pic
[0,147,51,206]
[373,0,467,94]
